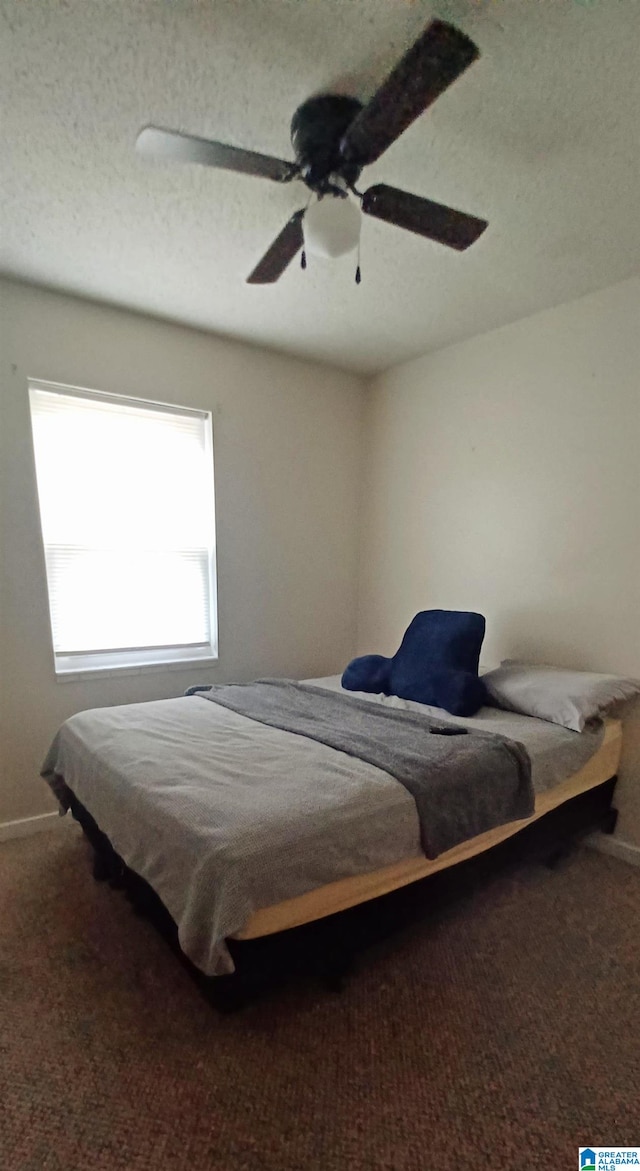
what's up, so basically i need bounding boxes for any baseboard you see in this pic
[585,832,640,868]
[0,811,64,843]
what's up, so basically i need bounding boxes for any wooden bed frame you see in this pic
[66,720,622,1011]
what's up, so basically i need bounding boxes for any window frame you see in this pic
[28,378,219,681]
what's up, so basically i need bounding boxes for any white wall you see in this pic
[0,279,365,824]
[358,277,640,846]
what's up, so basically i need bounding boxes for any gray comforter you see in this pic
[201,680,533,858]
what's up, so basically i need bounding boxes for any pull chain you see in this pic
[355,236,361,285]
[301,193,313,273]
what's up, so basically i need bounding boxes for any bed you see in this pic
[42,674,622,1004]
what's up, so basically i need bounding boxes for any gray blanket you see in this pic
[202,680,534,857]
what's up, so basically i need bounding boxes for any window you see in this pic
[29,379,217,677]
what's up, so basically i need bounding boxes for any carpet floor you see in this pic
[1,824,639,1171]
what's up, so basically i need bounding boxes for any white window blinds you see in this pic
[29,380,217,675]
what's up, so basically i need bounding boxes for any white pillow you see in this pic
[483,660,640,732]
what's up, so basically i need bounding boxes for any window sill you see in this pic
[54,656,219,683]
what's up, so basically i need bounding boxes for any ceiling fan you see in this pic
[135,18,488,284]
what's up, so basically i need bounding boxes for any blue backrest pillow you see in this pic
[341,609,489,717]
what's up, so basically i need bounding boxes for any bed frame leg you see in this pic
[88,841,125,888]
[601,806,618,835]
[321,969,348,994]
[544,843,572,869]
[206,975,254,1014]
[541,775,619,868]
[91,850,110,882]
[318,943,356,993]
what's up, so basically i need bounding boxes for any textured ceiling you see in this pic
[2,0,639,374]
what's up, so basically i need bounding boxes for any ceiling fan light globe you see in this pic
[303,196,361,259]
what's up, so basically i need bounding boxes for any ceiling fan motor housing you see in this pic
[290,94,364,192]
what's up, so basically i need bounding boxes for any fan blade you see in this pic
[246,210,306,284]
[340,20,479,167]
[362,183,487,250]
[136,126,298,183]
